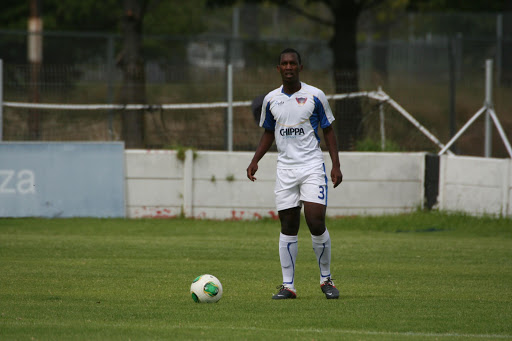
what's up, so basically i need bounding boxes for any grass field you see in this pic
[1,212,511,340]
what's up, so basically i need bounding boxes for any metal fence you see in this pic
[1,12,511,156]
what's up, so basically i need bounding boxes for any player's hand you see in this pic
[247,162,258,182]
[331,168,343,188]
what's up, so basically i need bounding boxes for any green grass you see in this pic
[1,212,511,340]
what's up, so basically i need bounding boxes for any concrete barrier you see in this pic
[125,149,184,218]
[3,145,509,218]
[126,151,427,219]
[438,155,511,216]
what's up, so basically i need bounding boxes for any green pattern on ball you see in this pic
[191,292,199,303]
[203,282,219,297]
[192,276,201,283]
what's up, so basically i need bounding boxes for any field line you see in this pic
[180,325,512,339]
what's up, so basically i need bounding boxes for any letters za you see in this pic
[0,169,36,194]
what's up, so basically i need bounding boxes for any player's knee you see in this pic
[279,208,300,235]
[307,219,326,236]
[281,224,299,235]
[310,226,326,236]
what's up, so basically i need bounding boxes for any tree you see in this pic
[117,0,149,148]
[0,0,208,147]
[117,0,210,148]
[208,0,389,150]
[325,1,381,150]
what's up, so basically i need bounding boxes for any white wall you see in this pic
[126,151,512,219]
[125,149,184,218]
[438,155,511,216]
[325,152,425,216]
[125,151,427,219]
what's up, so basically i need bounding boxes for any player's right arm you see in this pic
[323,125,342,188]
[247,129,275,182]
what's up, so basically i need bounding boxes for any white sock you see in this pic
[311,229,332,284]
[279,233,298,290]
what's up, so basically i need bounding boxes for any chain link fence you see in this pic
[1,11,511,156]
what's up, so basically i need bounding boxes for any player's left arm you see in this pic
[323,125,343,188]
[314,90,343,188]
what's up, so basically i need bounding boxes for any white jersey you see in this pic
[259,82,335,169]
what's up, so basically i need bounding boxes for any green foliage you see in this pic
[0,0,29,29]
[0,212,511,340]
[355,137,402,151]
[45,0,121,31]
[164,144,198,162]
[0,0,209,34]
[407,0,509,11]
[0,0,122,31]
[144,0,208,35]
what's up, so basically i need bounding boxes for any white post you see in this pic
[378,86,385,150]
[183,149,194,218]
[439,106,486,156]
[0,59,3,141]
[484,59,493,158]
[488,109,512,158]
[227,63,233,152]
[384,95,453,154]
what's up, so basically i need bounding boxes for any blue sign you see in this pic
[0,142,125,217]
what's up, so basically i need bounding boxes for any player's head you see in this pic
[277,48,303,83]
[278,48,301,66]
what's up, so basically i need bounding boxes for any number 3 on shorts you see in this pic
[318,186,325,200]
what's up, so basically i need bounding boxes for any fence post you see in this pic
[226,63,233,152]
[378,86,385,150]
[484,59,493,158]
[455,33,463,80]
[0,59,3,141]
[449,37,457,152]
[106,35,115,140]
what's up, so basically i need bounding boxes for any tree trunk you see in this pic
[330,4,362,151]
[119,0,146,148]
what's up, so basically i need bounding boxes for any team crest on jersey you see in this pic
[296,97,307,105]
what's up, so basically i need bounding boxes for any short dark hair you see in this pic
[278,48,301,65]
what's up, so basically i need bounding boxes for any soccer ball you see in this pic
[190,274,223,303]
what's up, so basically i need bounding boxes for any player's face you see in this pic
[277,52,302,83]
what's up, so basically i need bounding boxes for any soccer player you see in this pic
[246,48,343,300]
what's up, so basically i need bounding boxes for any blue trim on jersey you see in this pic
[281,88,293,97]
[262,101,276,130]
[323,163,328,206]
[309,107,321,142]
[283,241,297,285]
[314,96,332,128]
[310,96,331,142]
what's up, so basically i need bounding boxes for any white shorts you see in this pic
[274,163,328,211]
